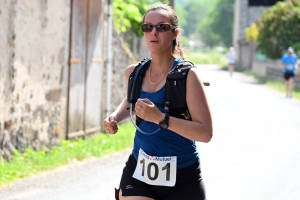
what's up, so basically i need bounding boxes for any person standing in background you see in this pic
[227,46,236,77]
[282,47,298,98]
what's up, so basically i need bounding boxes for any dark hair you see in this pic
[142,3,185,58]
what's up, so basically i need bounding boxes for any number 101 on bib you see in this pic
[132,149,177,186]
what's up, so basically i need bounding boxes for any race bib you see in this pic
[132,149,177,186]
[286,64,294,70]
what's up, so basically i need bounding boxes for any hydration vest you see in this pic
[127,58,195,125]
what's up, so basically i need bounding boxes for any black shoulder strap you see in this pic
[172,60,195,72]
[164,60,195,118]
[127,58,151,104]
[127,58,195,124]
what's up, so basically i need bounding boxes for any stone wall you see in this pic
[103,29,148,119]
[237,39,254,69]
[0,0,137,161]
[101,28,136,122]
[252,59,300,88]
[237,41,300,88]
[0,0,71,160]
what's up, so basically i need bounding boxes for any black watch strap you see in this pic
[159,113,170,129]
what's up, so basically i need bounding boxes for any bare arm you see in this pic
[102,64,136,134]
[167,68,213,142]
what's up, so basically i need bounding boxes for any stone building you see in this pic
[233,0,285,69]
[233,0,300,87]
[0,0,135,160]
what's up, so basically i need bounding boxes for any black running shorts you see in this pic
[284,73,295,80]
[115,154,206,200]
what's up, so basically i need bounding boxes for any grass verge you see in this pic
[0,122,135,187]
[244,71,300,100]
[185,49,227,67]
[219,62,300,100]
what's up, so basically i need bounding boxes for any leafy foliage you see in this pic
[175,3,188,29]
[200,0,234,47]
[198,17,222,48]
[255,1,300,58]
[113,0,234,49]
[113,0,169,36]
[196,0,234,48]
[209,0,234,47]
[245,23,259,43]
[113,0,144,36]
[180,0,212,37]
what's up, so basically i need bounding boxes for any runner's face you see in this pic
[143,10,177,54]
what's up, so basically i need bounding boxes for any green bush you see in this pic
[256,1,300,58]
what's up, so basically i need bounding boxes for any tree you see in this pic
[197,0,234,48]
[113,0,169,36]
[180,0,212,37]
[255,0,300,58]
[198,18,221,48]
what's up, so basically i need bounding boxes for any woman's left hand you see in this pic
[135,98,164,124]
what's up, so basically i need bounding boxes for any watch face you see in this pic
[159,114,169,129]
[159,122,168,129]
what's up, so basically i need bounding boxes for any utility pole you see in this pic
[169,0,174,8]
[106,0,113,118]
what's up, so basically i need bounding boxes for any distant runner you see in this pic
[282,47,298,98]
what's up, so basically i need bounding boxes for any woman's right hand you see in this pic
[103,116,118,134]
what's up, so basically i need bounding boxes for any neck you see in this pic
[148,56,174,85]
[150,55,175,72]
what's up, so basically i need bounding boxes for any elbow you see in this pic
[203,128,213,143]
[192,122,213,143]
[203,133,213,143]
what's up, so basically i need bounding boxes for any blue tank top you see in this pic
[282,53,297,73]
[132,58,199,169]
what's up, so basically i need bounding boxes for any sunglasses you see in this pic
[141,23,177,32]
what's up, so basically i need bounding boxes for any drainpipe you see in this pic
[106,0,113,117]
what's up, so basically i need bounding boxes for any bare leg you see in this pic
[289,77,295,97]
[228,65,234,77]
[285,80,289,97]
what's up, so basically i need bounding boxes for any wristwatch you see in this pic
[159,114,170,129]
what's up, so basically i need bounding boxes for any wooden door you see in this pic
[68,0,103,138]
[85,0,104,134]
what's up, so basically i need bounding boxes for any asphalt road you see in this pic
[1,65,300,200]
